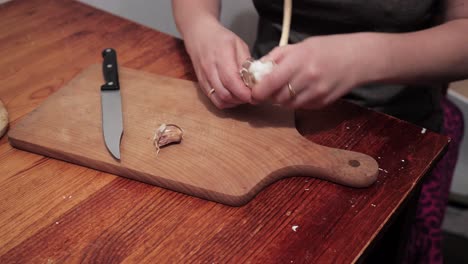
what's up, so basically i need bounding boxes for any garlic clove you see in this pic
[153,124,183,153]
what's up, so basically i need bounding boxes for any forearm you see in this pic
[172,0,221,39]
[363,19,468,85]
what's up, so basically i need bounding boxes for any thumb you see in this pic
[251,46,295,101]
[259,45,290,64]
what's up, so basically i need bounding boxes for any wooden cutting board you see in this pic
[8,65,378,206]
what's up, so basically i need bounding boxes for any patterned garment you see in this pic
[404,97,464,264]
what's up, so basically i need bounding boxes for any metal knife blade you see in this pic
[101,48,123,160]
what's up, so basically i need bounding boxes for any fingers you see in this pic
[193,60,237,109]
[233,41,252,102]
[272,81,300,105]
[252,48,297,102]
[283,83,336,110]
[194,38,252,108]
[252,60,327,109]
[202,80,238,109]
[260,45,288,64]
[193,38,340,110]
[216,59,250,103]
[250,44,338,109]
[205,69,242,109]
[208,88,239,109]
[195,51,245,108]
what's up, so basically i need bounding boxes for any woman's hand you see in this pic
[252,33,383,109]
[183,17,252,109]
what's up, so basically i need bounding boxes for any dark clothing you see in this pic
[253,0,440,33]
[251,0,443,132]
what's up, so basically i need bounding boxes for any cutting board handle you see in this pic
[285,137,379,188]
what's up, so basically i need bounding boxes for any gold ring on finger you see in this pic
[208,88,215,96]
[287,83,296,99]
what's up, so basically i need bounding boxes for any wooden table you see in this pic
[0,0,449,263]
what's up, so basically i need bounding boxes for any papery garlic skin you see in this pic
[240,59,275,88]
[249,60,274,83]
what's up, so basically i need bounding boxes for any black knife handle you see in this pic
[101,48,120,91]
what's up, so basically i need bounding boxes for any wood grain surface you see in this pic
[9,65,378,206]
[0,0,449,263]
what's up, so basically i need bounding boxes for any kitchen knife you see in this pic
[101,48,123,160]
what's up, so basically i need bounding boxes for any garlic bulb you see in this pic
[240,59,275,88]
[249,60,275,83]
[153,124,183,153]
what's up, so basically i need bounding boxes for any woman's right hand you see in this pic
[183,17,252,109]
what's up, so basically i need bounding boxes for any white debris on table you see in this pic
[378,168,389,174]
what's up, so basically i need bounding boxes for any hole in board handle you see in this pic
[348,160,361,168]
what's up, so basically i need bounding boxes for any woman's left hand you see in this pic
[251,33,383,109]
